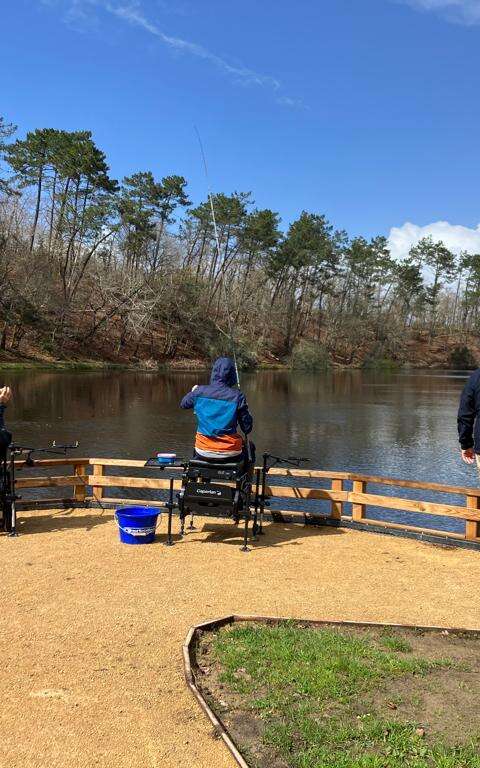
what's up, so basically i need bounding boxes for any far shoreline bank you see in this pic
[0,358,473,374]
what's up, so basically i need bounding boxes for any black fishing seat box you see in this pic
[177,456,254,550]
[186,457,248,481]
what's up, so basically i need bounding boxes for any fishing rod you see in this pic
[262,454,310,471]
[11,441,79,466]
[195,126,241,387]
[195,127,252,463]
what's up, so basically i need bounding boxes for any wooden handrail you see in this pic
[88,457,480,497]
[348,491,479,522]
[87,475,183,491]
[14,457,90,469]
[16,474,87,489]
[11,455,480,545]
[88,457,183,470]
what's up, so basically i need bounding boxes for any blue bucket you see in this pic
[115,506,160,545]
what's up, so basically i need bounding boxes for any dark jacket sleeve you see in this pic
[458,374,478,450]
[237,393,253,435]
[180,388,196,410]
[0,405,11,454]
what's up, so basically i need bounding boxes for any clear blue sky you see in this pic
[2,0,480,238]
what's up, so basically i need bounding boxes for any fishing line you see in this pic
[194,126,241,388]
[194,128,252,464]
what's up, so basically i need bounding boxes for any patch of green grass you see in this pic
[211,624,474,768]
[379,634,413,653]
[214,625,438,703]
[263,714,480,767]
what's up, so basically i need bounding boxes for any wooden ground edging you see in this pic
[183,615,480,768]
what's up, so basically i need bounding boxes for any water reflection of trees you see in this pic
[4,370,470,486]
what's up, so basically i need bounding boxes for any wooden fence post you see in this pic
[91,463,104,504]
[73,462,87,505]
[352,480,366,522]
[466,495,480,541]
[330,479,343,520]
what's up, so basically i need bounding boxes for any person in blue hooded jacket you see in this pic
[180,357,254,462]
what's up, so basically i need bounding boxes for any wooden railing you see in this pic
[13,457,480,545]
[14,457,90,506]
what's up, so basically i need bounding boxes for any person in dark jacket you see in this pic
[458,370,480,465]
[0,386,12,458]
[180,357,253,462]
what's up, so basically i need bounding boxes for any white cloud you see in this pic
[275,95,305,109]
[398,0,480,25]
[41,0,299,105]
[109,2,281,90]
[388,220,480,261]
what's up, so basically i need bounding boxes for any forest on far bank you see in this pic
[1,115,479,371]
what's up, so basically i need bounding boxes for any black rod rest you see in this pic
[1,441,79,538]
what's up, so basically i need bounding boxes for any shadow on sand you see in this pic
[194,520,345,549]
[5,509,344,550]
[12,509,114,535]
[10,510,184,544]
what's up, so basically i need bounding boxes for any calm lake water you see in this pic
[3,368,478,534]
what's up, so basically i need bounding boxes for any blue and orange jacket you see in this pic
[180,357,253,458]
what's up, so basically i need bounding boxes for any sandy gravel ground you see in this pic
[1,509,480,768]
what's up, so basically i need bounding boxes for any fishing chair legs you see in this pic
[177,494,252,551]
[240,487,252,552]
[177,458,259,551]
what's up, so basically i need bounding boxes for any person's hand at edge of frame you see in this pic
[0,386,12,405]
[461,447,475,465]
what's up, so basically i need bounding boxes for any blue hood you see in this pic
[210,357,238,387]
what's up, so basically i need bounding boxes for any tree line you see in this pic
[0,116,479,368]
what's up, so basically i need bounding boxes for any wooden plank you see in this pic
[267,468,351,480]
[348,491,480,522]
[14,457,90,469]
[359,517,465,540]
[330,479,343,519]
[91,464,105,501]
[88,458,147,468]
[88,457,183,471]
[466,496,480,540]
[352,480,366,521]
[345,473,480,497]
[15,497,76,508]
[265,485,347,501]
[73,463,87,503]
[87,475,183,491]
[97,497,167,508]
[15,475,85,489]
